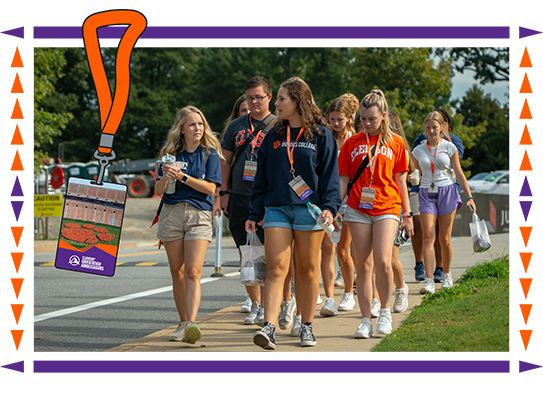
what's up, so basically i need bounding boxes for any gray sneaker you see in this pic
[244,301,260,325]
[354,318,373,339]
[253,322,276,350]
[334,270,345,287]
[170,321,188,341]
[255,306,265,327]
[278,295,297,330]
[298,323,317,347]
[320,297,339,316]
[290,315,302,337]
[182,322,201,344]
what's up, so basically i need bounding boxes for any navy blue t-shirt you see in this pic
[411,132,464,193]
[158,145,222,211]
[249,125,341,223]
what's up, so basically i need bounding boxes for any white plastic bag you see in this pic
[240,232,267,286]
[469,212,492,253]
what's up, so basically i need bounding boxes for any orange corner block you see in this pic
[515,43,543,176]
[0,43,28,176]
[0,221,28,356]
[515,221,543,356]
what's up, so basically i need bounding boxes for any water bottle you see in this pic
[306,202,334,234]
[162,153,177,194]
[331,218,342,243]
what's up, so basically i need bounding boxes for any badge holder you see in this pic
[54,10,147,277]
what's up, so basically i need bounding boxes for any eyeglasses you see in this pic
[244,95,269,103]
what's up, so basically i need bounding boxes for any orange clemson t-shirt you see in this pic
[338,132,408,217]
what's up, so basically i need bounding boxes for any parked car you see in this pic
[468,172,490,183]
[469,170,509,194]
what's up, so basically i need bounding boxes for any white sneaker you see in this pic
[316,294,323,305]
[338,292,355,311]
[354,318,373,339]
[375,309,392,335]
[254,306,265,327]
[442,273,453,289]
[290,315,302,337]
[420,277,435,294]
[278,295,297,330]
[170,321,188,341]
[244,301,260,325]
[371,298,381,318]
[320,297,339,316]
[393,283,409,313]
[334,270,345,287]
[240,293,251,313]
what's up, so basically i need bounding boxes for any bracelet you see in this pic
[467,195,473,200]
[219,190,230,197]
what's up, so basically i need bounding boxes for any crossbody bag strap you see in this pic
[346,139,381,197]
[231,113,274,170]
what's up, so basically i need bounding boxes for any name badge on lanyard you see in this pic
[358,131,382,210]
[286,126,314,200]
[242,115,266,181]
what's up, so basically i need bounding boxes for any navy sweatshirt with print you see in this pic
[249,124,341,223]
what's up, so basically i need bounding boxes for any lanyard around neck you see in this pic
[365,131,383,186]
[248,113,268,154]
[426,139,442,178]
[287,125,305,177]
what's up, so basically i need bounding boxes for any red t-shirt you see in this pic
[338,132,408,217]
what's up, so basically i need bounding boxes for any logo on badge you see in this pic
[69,255,81,266]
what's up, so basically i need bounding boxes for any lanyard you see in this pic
[287,125,305,178]
[82,10,147,184]
[364,130,383,187]
[426,139,441,179]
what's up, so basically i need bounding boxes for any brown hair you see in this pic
[245,75,272,95]
[274,77,330,140]
[388,111,414,173]
[222,94,248,135]
[326,97,355,142]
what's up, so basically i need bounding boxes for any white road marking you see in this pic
[35,271,240,323]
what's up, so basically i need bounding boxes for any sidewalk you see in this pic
[107,233,509,352]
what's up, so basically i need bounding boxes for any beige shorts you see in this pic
[157,202,212,242]
[344,205,399,225]
[410,192,420,216]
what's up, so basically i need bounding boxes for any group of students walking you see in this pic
[153,75,477,349]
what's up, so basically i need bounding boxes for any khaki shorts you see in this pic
[410,192,420,216]
[344,205,399,225]
[157,202,212,242]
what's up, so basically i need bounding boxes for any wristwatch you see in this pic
[404,211,414,218]
[219,190,230,197]
[180,173,189,184]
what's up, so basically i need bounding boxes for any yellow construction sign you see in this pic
[34,195,63,217]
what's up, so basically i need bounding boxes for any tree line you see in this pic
[35,47,509,177]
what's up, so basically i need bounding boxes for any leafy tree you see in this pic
[457,85,509,174]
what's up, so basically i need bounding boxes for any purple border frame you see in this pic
[0,10,543,373]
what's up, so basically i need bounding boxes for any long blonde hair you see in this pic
[359,90,393,144]
[160,106,225,160]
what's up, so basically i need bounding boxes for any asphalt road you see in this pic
[34,238,247,352]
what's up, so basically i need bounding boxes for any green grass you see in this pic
[60,218,122,249]
[372,256,509,352]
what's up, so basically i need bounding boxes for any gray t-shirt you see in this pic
[221,113,275,196]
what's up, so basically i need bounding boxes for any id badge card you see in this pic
[428,183,438,198]
[55,177,127,277]
[243,160,258,181]
[359,187,376,209]
[289,175,313,201]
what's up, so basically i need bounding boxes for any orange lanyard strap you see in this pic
[426,139,441,178]
[83,10,147,183]
[287,125,305,177]
[364,130,383,186]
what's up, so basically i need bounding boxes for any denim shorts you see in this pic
[263,205,322,231]
[344,205,400,225]
[418,184,462,216]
